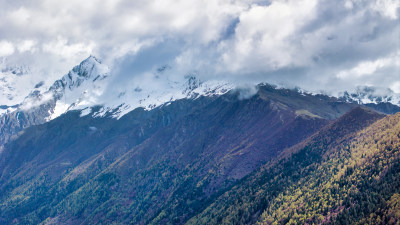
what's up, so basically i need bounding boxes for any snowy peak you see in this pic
[0,59,35,111]
[51,56,107,94]
[71,56,102,78]
[44,56,110,119]
[0,56,111,119]
[184,75,201,92]
[339,86,400,106]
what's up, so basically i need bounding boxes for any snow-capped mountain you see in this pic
[21,56,235,120]
[0,56,235,144]
[0,59,36,114]
[339,86,400,106]
[37,56,233,120]
[42,56,111,120]
[1,55,399,145]
[4,55,400,124]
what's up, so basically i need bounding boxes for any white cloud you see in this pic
[372,0,400,19]
[0,41,15,57]
[391,81,400,93]
[42,37,94,60]
[8,7,31,25]
[0,0,398,96]
[17,40,37,53]
[344,1,354,10]
[219,0,318,73]
[336,52,400,79]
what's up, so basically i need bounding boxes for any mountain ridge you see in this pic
[0,81,365,224]
[0,74,399,224]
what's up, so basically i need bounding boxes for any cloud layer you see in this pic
[0,0,399,95]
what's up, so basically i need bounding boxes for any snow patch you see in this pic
[46,101,69,121]
[80,107,92,117]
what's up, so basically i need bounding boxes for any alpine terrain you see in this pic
[0,57,399,225]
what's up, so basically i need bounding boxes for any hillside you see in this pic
[188,108,400,224]
[0,84,357,224]
[0,82,399,224]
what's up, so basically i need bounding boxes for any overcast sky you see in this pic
[0,0,399,95]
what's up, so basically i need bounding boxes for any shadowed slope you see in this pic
[187,107,385,224]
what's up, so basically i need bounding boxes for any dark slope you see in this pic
[59,91,330,224]
[363,102,400,115]
[0,98,214,224]
[0,85,362,224]
[188,108,400,225]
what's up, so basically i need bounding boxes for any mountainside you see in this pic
[0,82,365,224]
[2,98,399,225]
[189,108,400,225]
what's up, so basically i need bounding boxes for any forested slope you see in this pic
[189,108,400,224]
